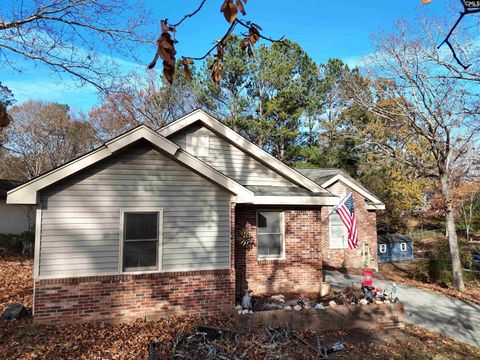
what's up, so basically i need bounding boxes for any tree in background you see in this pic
[90,66,200,141]
[0,82,14,128]
[1,101,96,181]
[454,181,480,241]
[199,38,319,163]
[0,0,150,96]
[343,19,480,291]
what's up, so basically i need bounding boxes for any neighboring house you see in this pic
[0,179,33,234]
[377,233,414,263]
[7,109,384,324]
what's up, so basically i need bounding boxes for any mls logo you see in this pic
[465,1,480,8]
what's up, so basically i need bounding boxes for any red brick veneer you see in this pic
[34,269,235,324]
[321,191,378,270]
[235,207,323,295]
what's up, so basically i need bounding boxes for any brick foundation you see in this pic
[321,191,378,270]
[235,207,323,295]
[34,269,235,324]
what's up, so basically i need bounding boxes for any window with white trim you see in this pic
[186,133,209,156]
[400,242,407,252]
[257,211,284,259]
[122,210,162,271]
[329,211,348,249]
[379,244,387,254]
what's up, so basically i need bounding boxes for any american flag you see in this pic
[335,192,359,249]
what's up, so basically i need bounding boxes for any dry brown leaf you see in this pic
[422,0,432,4]
[220,0,238,23]
[182,59,193,82]
[236,0,246,16]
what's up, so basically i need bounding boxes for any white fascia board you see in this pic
[366,203,386,210]
[8,126,178,205]
[174,149,254,201]
[159,109,328,193]
[246,196,340,206]
[7,146,112,204]
[321,174,384,206]
[106,125,179,155]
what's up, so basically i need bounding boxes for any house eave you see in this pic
[237,195,340,206]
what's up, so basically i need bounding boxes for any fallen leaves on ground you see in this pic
[0,251,33,313]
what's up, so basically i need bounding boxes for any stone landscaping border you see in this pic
[238,303,405,332]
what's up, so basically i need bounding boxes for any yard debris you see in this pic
[147,324,345,359]
[293,304,302,311]
[328,300,337,307]
[270,294,285,303]
[0,303,28,320]
[241,290,253,310]
[315,303,326,310]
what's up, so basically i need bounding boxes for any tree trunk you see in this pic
[440,173,465,292]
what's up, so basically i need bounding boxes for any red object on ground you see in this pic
[362,268,374,287]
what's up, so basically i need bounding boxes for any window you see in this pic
[379,244,387,254]
[257,211,284,259]
[121,210,162,271]
[400,242,407,252]
[186,133,209,156]
[329,211,348,249]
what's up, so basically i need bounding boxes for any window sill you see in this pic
[257,257,286,262]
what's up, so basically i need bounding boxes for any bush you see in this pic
[413,238,473,285]
[0,231,35,255]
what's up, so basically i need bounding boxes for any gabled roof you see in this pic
[0,180,21,199]
[158,109,327,194]
[7,125,254,205]
[378,233,413,244]
[296,168,385,209]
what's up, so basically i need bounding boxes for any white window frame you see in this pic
[379,244,387,254]
[119,208,163,273]
[400,242,407,252]
[186,133,210,156]
[256,210,285,260]
[329,209,349,249]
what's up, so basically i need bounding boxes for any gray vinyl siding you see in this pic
[38,141,232,278]
[168,124,296,187]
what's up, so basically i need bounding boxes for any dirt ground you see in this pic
[1,252,479,359]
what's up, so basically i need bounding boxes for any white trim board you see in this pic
[321,174,384,206]
[158,109,328,194]
[7,125,254,205]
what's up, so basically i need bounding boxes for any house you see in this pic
[0,179,34,234]
[7,109,384,324]
[377,233,414,263]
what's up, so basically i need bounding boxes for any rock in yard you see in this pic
[304,305,311,310]
[0,304,28,320]
[328,300,337,307]
[359,299,368,305]
[284,305,292,311]
[270,294,285,303]
[293,305,302,311]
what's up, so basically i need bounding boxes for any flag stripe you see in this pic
[334,193,359,250]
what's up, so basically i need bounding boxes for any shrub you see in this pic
[0,231,35,255]
[413,238,473,285]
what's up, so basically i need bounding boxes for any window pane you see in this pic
[258,212,281,233]
[124,241,157,269]
[258,233,282,256]
[330,212,344,225]
[125,213,157,240]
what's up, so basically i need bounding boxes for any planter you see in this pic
[238,303,405,332]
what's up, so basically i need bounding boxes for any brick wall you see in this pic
[321,190,378,270]
[235,207,323,296]
[34,269,235,324]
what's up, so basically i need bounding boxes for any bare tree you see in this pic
[343,19,480,291]
[0,1,150,93]
[0,100,97,180]
[89,69,201,141]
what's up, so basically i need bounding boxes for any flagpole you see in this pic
[327,192,352,217]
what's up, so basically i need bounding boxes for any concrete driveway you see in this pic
[324,270,480,347]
